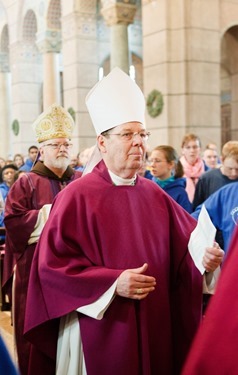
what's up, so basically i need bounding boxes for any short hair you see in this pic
[221,141,238,161]
[1,163,18,180]
[181,133,201,148]
[153,145,184,178]
[28,145,38,153]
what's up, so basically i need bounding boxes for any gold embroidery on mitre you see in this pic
[33,104,75,143]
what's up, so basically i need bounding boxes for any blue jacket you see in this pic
[192,182,238,253]
[0,182,10,227]
[153,177,192,213]
[144,169,153,180]
[0,336,19,375]
[19,158,34,172]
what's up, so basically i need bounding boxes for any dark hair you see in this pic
[153,145,184,178]
[1,163,18,179]
[28,145,38,153]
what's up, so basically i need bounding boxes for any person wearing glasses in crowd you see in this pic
[23,68,223,375]
[150,145,192,212]
[180,133,208,203]
[3,104,82,375]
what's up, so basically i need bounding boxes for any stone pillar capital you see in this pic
[36,30,62,53]
[101,1,137,26]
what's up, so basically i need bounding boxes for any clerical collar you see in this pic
[108,170,136,186]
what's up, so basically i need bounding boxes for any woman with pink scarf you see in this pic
[180,133,206,203]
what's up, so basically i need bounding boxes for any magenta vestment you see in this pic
[182,226,238,375]
[4,162,81,375]
[25,161,202,375]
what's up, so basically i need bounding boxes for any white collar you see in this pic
[108,170,136,186]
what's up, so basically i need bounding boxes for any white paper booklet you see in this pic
[188,205,216,274]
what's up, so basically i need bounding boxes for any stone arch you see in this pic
[0,24,9,71]
[22,9,37,44]
[221,25,238,143]
[1,24,9,53]
[47,0,61,30]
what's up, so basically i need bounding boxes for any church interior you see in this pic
[1,0,238,367]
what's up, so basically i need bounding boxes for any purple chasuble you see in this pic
[182,226,238,375]
[25,160,202,375]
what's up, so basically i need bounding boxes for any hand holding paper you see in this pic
[188,205,217,274]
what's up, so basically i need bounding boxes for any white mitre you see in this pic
[85,67,146,135]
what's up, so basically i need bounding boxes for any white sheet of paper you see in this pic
[188,205,216,274]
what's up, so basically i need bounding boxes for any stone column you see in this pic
[101,0,137,74]
[61,6,99,150]
[36,30,61,109]
[9,41,42,155]
[0,52,11,158]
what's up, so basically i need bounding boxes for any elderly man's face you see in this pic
[40,138,73,172]
[98,122,148,179]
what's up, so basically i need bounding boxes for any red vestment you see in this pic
[182,226,238,375]
[25,161,202,375]
[4,161,81,375]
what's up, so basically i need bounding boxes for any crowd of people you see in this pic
[0,67,237,374]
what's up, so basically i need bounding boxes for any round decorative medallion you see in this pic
[146,90,164,118]
[12,119,20,136]
[68,107,76,122]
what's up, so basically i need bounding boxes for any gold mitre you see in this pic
[32,104,75,143]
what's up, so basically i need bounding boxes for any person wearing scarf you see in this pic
[180,133,206,203]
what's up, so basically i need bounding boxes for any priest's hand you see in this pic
[202,242,224,273]
[116,263,156,300]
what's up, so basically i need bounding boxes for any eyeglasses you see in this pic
[149,159,167,164]
[183,146,200,150]
[43,142,73,150]
[106,131,151,142]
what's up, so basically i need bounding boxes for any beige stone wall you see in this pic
[0,0,237,158]
[142,0,222,153]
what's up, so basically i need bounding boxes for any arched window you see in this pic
[47,0,61,30]
[1,25,9,53]
[23,10,37,43]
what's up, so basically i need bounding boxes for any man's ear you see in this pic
[97,135,107,154]
[39,147,44,160]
